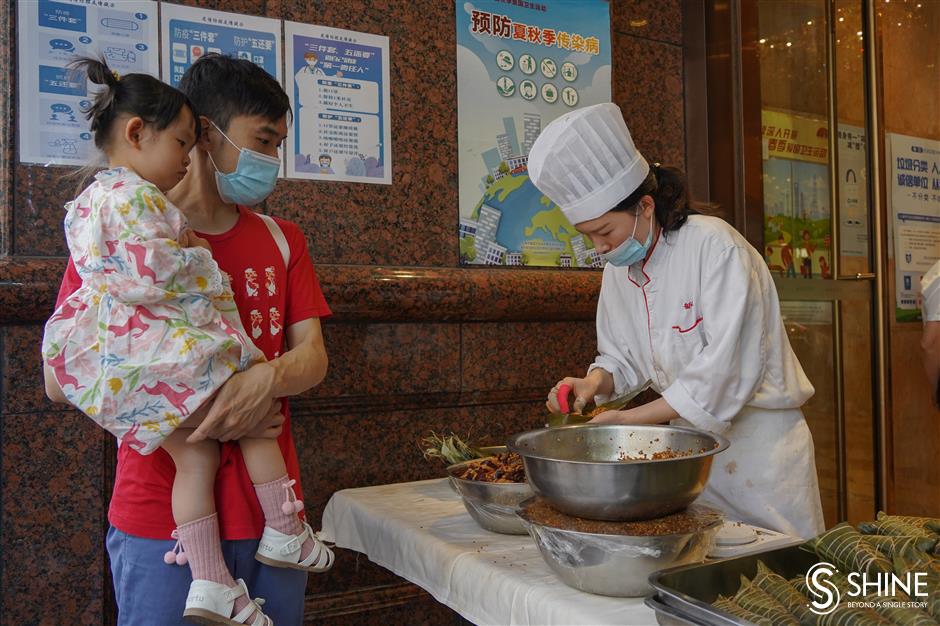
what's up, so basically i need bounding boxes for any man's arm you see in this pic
[188,318,328,442]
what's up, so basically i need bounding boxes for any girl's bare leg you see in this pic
[158,413,260,619]
[161,426,218,523]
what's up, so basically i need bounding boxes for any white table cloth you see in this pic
[320,478,659,625]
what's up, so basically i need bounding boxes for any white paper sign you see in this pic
[888,132,940,320]
[17,0,159,166]
[837,124,869,258]
[284,21,392,184]
[160,4,281,87]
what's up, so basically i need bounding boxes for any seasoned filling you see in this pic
[453,452,526,483]
[521,498,723,536]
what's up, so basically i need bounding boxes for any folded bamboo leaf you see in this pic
[877,512,940,534]
[893,554,940,620]
[794,571,889,626]
[813,523,894,577]
[860,519,936,541]
[861,535,940,559]
[865,591,937,626]
[713,594,777,626]
[754,561,813,622]
[735,575,801,625]
[894,543,940,577]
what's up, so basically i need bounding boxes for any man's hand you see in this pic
[187,362,277,442]
[246,409,285,439]
[180,228,212,252]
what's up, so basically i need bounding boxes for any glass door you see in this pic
[747,0,878,526]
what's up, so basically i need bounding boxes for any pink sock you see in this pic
[176,513,254,618]
[254,475,315,560]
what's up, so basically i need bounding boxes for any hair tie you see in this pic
[111,70,121,82]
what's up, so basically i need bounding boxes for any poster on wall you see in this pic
[760,110,833,280]
[837,124,869,259]
[17,0,159,166]
[456,0,612,267]
[160,4,281,88]
[887,132,940,322]
[284,22,391,184]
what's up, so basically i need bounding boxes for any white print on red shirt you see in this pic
[250,309,263,339]
[264,266,277,296]
[244,267,260,298]
[269,307,282,336]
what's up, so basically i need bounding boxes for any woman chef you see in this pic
[531,103,825,539]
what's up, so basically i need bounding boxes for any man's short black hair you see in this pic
[178,53,290,131]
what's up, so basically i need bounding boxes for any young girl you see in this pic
[42,58,333,626]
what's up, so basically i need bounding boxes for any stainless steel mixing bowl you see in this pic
[507,424,729,521]
[517,498,723,597]
[447,458,533,535]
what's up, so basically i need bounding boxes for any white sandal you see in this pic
[256,521,334,573]
[183,578,272,626]
[254,479,334,573]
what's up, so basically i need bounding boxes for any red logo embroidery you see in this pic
[683,300,693,310]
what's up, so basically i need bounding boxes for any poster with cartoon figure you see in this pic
[284,21,392,185]
[17,0,159,166]
[456,1,612,268]
[760,110,833,282]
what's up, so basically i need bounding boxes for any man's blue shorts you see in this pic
[107,526,308,625]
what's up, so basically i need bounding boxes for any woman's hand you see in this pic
[590,398,680,425]
[546,376,601,414]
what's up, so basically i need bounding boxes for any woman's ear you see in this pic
[639,194,656,217]
[123,117,146,150]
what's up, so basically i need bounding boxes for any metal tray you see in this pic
[648,545,817,626]
[645,596,700,625]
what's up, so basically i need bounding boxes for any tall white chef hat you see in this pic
[527,103,650,225]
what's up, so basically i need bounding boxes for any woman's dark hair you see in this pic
[69,57,200,151]
[610,163,693,235]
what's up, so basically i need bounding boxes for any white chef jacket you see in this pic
[588,215,825,538]
[921,259,940,321]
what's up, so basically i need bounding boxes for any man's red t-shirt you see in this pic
[55,207,331,540]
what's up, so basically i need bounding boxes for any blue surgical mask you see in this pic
[602,212,654,267]
[208,121,280,206]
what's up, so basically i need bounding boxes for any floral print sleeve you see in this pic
[42,168,263,455]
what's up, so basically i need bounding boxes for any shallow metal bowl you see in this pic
[446,455,533,535]
[507,424,729,521]
[517,498,722,597]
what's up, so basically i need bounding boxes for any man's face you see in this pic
[319,157,331,167]
[209,113,288,174]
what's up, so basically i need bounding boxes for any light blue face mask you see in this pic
[602,211,654,267]
[208,121,280,206]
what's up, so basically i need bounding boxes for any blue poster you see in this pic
[160,4,281,87]
[285,22,391,184]
[456,0,612,267]
[17,0,159,165]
